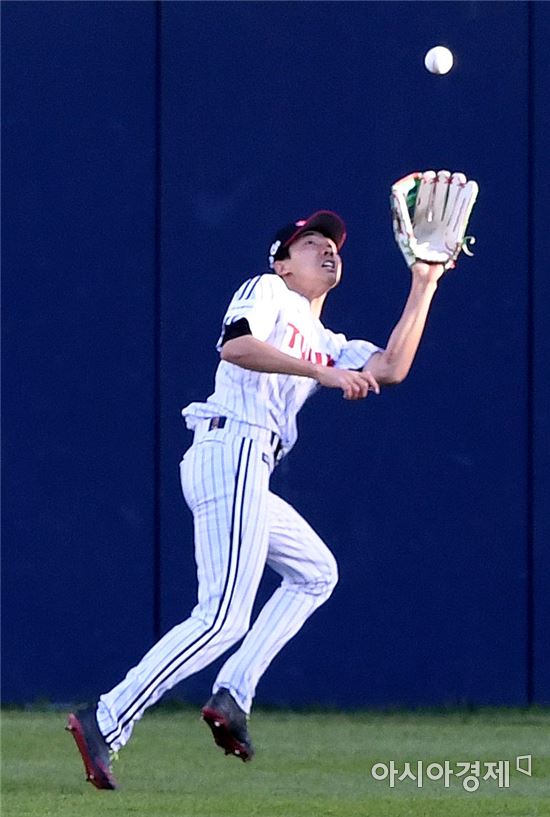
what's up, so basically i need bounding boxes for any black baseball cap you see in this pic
[268,210,347,269]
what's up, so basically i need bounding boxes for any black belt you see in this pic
[208,416,282,460]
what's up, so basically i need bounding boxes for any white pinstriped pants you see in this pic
[97,421,338,751]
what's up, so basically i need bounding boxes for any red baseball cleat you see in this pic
[66,706,119,790]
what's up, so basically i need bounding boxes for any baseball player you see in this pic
[67,175,477,789]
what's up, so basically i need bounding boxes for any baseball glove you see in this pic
[391,170,479,269]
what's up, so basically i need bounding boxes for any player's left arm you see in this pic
[363,261,445,385]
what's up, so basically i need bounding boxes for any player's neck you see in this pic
[281,277,329,316]
[310,293,327,319]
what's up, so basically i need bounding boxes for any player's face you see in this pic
[279,231,342,299]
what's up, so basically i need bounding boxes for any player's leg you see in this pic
[95,435,270,752]
[212,491,338,714]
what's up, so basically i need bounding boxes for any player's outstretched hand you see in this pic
[314,365,380,400]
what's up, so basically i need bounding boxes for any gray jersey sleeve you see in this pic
[321,326,382,370]
[333,339,382,370]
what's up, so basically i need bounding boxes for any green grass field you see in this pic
[2,707,549,817]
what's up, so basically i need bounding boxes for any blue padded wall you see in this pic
[2,0,548,706]
[2,2,158,700]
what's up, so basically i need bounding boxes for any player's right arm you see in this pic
[219,274,378,399]
[221,335,377,400]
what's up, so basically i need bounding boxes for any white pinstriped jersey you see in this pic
[98,273,375,747]
[182,273,381,455]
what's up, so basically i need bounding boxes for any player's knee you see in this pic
[192,600,252,643]
[315,551,338,599]
[190,608,246,643]
[298,552,338,598]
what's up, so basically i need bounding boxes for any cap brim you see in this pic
[283,211,347,251]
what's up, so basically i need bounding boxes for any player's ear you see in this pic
[273,259,289,278]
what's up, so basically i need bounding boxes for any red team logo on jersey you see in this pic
[285,323,334,366]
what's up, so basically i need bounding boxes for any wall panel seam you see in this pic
[526,0,535,706]
[153,0,163,642]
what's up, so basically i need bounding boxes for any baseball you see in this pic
[424,46,454,75]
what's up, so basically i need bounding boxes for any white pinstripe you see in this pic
[97,428,336,749]
[182,274,381,455]
[96,274,378,750]
[215,492,339,713]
